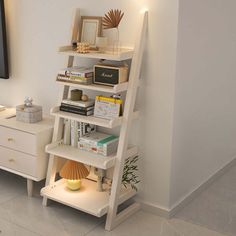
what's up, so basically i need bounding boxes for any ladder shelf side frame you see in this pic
[105,11,148,231]
[43,8,80,206]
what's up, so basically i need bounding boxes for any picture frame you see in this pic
[79,16,102,49]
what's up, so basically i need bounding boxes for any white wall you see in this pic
[170,0,236,208]
[0,0,179,210]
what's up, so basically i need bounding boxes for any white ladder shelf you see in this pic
[41,9,148,231]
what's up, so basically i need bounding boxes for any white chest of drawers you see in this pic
[0,110,53,196]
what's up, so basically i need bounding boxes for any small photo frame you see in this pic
[79,16,102,48]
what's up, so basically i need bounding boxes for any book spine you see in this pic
[58,71,93,78]
[57,74,92,81]
[78,139,98,147]
[60,105,93,113]
[61,103,94,111]
[63,119,71,145]
[62,100,94,108]
[78,122,83,139]
[56,77,92,85]
[70,75,92,80]
[60,106,94,116]
[70,120,78,147]
[57,75,92,85]
[58,68,93,78]
[70,72,93,78]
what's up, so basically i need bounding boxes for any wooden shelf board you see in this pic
[41,179,137,217]
[51,107,123,128]
[46,141,138,169]
[56,81,129,94]
[59,46,134,61]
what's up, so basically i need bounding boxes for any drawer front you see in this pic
[0,126,37,155]
[0,146,45,178]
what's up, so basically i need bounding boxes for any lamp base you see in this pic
[66,179,81,191]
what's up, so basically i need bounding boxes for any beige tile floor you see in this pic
[176,164,236,236]
[0,169,231,236]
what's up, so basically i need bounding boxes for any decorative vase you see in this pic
[112,28,121,54]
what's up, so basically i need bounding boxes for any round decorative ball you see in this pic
[81,94,89,102]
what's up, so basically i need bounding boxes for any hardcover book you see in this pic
[57,75,92,85]
[59,105,94,116]
[62,98,95,108]
[58,66,93,78]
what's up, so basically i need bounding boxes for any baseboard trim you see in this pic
[138,200,169,218]
[137,157,236,218]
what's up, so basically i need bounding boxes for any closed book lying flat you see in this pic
[62,98,95,108]
[60,103,94,110]
[60,106,94,116]
[58,66,93,78]
[57,75,92,85]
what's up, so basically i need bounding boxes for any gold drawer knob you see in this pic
[8,159,15,163]
[7,138,14,142]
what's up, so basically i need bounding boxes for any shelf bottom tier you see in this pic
[41,178,137,217]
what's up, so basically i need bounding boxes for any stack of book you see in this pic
[57,66,93,85]
[78,132,119,156]
[60,98,95,116]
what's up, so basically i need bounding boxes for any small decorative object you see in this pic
[102,9,124,29]
[102,9,124,54]
[60,160,89,191]
[77,42,90,54]
[16,98,42,123]
[95,36,108,52]
[94,168,106,192]
[94,63,128,86]
[103,178,112,194]
[79,16,102,49]
[122,156,140,191]
[24,97,33,107]
[81,94,88,102]
[70,89,82,101]
[94,95,122,119]
[72,41,78,49]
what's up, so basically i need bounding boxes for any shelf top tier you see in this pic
[59,46,134,61]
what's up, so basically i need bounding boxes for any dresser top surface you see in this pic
[0,108,54,134]
[0,108,16,119]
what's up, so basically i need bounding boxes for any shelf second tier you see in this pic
[46,140,138,169]
[56,80,129,94]
[50,107,140,129]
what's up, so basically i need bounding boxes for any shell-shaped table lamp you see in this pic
[60,160,89,191]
